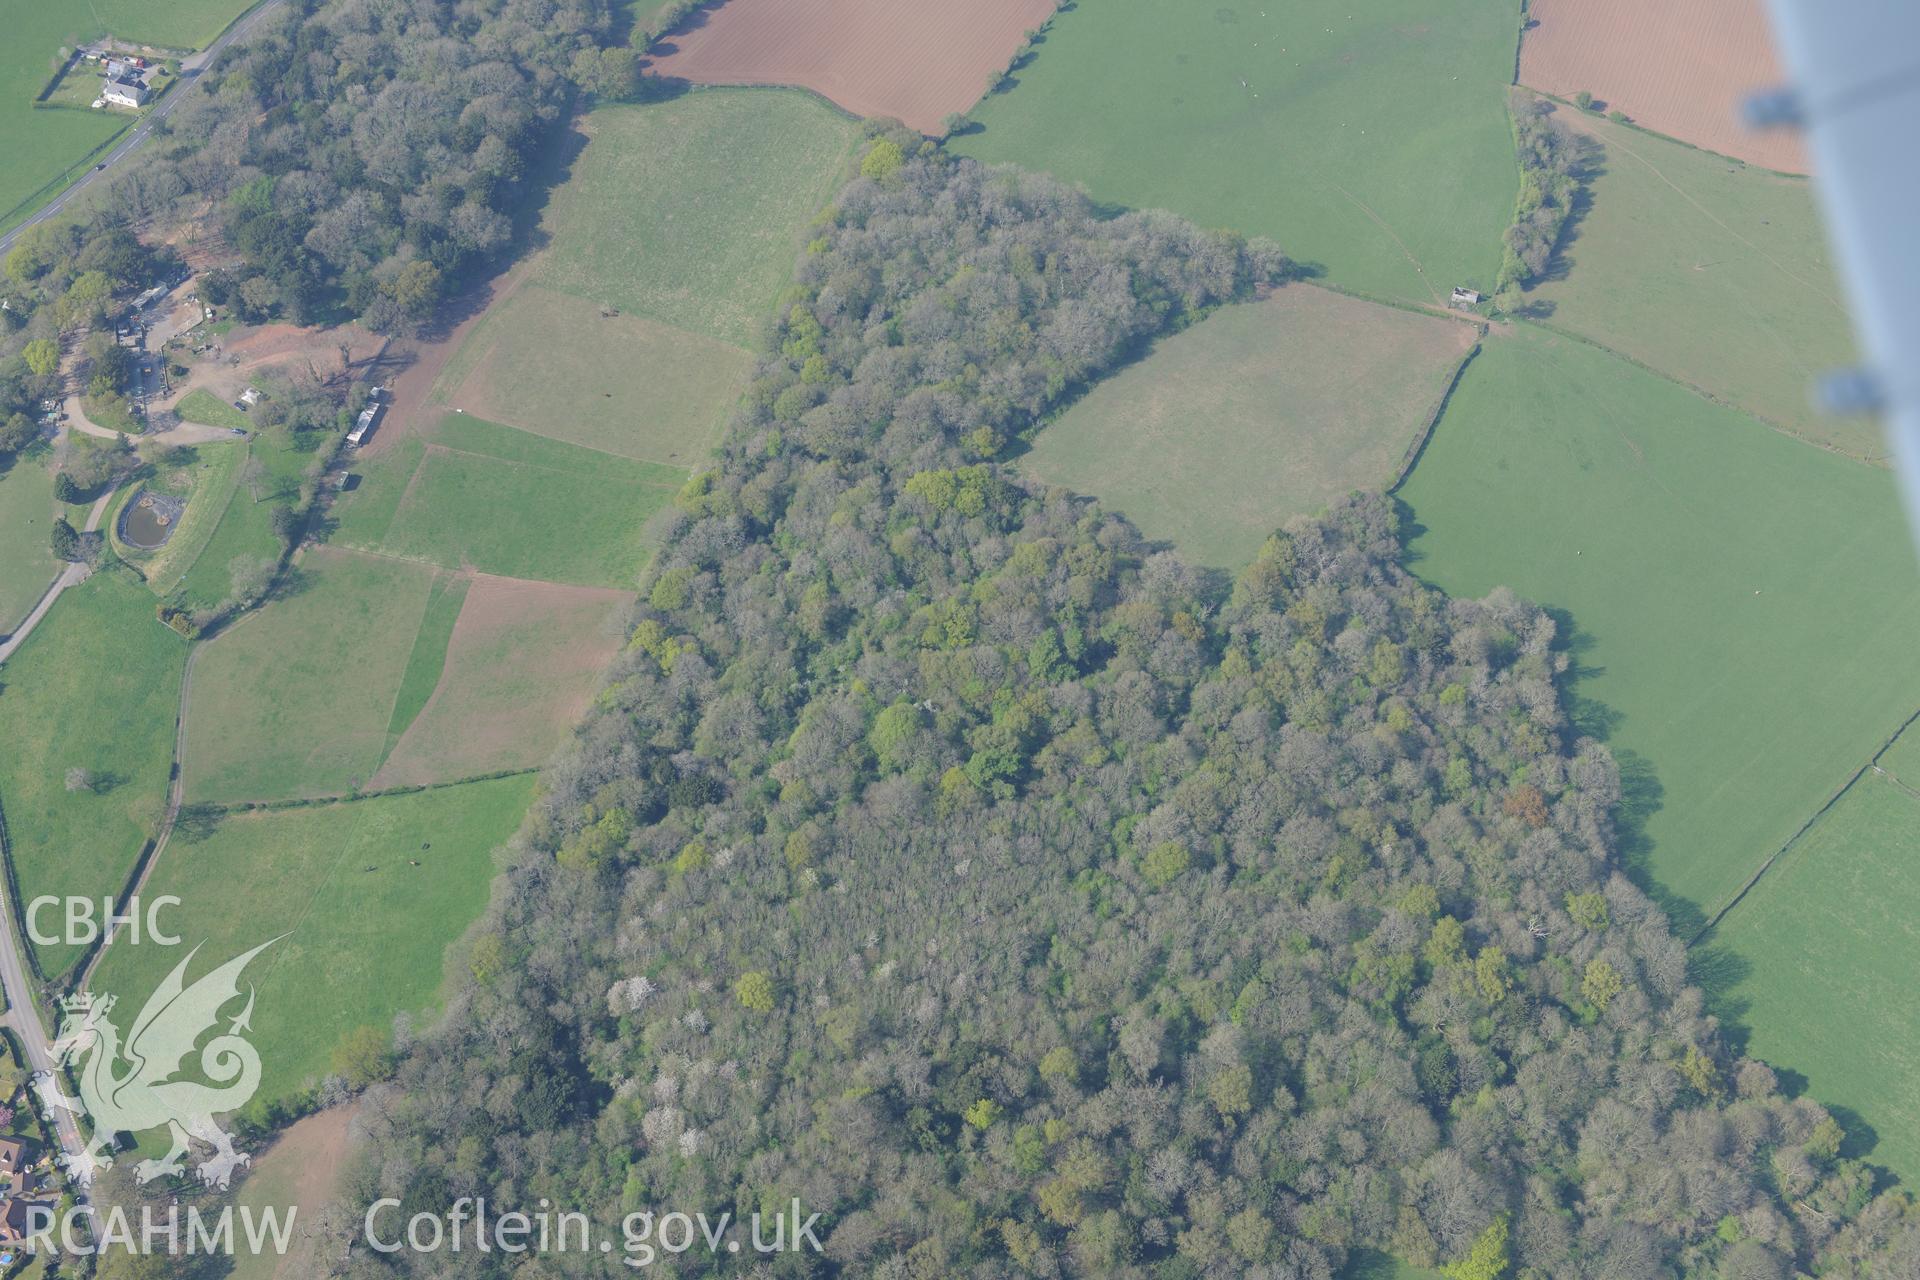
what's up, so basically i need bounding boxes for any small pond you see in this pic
[120,489,186,550]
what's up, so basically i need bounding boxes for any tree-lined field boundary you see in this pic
[1388,340,1484,495]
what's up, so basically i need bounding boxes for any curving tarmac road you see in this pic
[0,0,289,259]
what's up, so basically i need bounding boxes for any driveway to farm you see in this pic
[0,486,112,665]
[0,489,117,1179]
[0,0,290,257]
[64,393,245,446]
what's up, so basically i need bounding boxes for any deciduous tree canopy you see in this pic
[336,148,1920,1278]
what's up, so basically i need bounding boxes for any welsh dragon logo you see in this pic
[32,939,276,1189]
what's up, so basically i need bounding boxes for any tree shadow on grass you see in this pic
[1534,139,1607,289]
[264,561,317,607]
[405,106,594,349]
[1537,607,1698,934]
[171,803,229,844]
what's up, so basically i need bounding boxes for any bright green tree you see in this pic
[1581,958,1623,1012]
[735,970,775,1013]
[1442,1213,1510,1280]
[868,702,921,772]
[330,1024,393,1087]
[860,139,906,181]
[24,338,58,377]
[1142,841,1191,888]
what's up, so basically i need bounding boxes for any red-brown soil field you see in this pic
[371,574,627,789]
[1520,0,1807,173]
[649,0,1059,135]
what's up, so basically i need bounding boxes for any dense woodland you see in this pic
[0,1,1910,1274]
[320,148,1920,1278]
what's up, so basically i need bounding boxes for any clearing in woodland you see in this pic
[225,1105,361,1280]
[648,0,1060,135]
[1518,0,1806,173]
[955,0,1519,304]
[535,90,862,345]
[1023,284,1478,567]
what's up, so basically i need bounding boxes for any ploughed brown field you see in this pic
[1520,0,1808,173]
[648,0,1059,135]
[370,574,628,790]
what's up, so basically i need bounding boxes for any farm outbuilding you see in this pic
[347,401,383,446]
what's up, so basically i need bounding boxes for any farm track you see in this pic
[1524,316,1886,467]
[0,482,117,1176]
[0,487,115,665]
[74,618,221,993]
[1330,185,1440,306]
[1593,125,1839,307]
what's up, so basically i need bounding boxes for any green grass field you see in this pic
[0,456,58,635]
[1400,325,1920,930]
[331,412,681,588]
[1709,772,1920,1182]
[91,774,537,1103]
[183,546,438,804]
[1522,106,1863,455]
[1879,719,1920,788]
[955,0,1519,304]
[382,570,468,755]
[437,283,748,465]
[174,387,254,432]
[0,568,186,979]
[537,90,862,344]
[81,0,256,49]
[116,438,246,593]
[1023,284,1477,566]
[0,0,251,226]
[172,429,317,611]
[0,1,122,231]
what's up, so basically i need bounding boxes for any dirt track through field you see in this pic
[649,0,1059,134]
[1520,0,1807,173]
